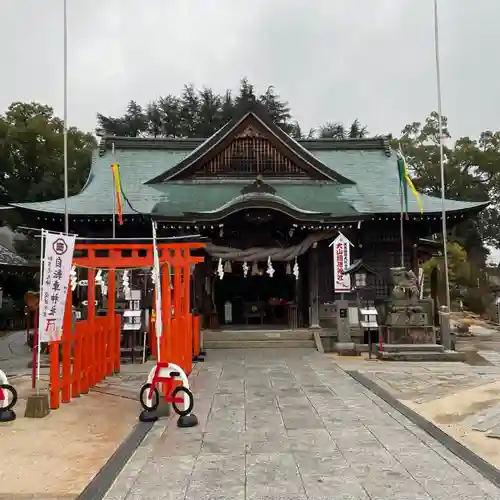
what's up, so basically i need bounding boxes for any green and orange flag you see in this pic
[397,149,423,214]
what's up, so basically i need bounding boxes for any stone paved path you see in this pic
[0,329,31,376]
[104,349,500,500]
[478,350,500,367]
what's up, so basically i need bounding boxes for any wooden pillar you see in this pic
[107,266,116,375]
[309,246,320,329]
[87,268,96,386]
[183,261,193,374]
[61,288,73,403]
[174,261,182,367]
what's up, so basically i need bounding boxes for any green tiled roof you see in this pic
[11,139,488,218]
[151,183,360,219]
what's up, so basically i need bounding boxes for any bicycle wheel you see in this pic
[171,386,194,417]
[139,383,159,411]
[0,384,18,411]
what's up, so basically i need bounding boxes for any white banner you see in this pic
[152,222,162,339]
[39,231,76,342]
[332,233,351,293]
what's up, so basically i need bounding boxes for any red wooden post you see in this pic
[114,313,121,373]
[61,288,73,403]
[72,321,82,397]
[182,262,193,375]
[173,259,183,369]
[107,268,116,375]
[49,340,60,409]
[87,268,96,386]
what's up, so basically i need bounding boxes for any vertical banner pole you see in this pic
[152,222,162,362]
[112,143,116,239]
[63,0,69,234]
[433,0,451,312]
[399,182,405,267]
[35,230,46,391]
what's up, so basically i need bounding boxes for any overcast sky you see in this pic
[2,0,500,259]
[1,0,499,140]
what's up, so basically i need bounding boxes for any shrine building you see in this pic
[9,109,487,338]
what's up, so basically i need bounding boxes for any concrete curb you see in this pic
[76,420,154,500]
[347,370,500,489]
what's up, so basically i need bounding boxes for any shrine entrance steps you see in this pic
[376,343,466,362]
[203,328,315,349]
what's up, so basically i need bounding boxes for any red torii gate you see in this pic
[49,237,205,410]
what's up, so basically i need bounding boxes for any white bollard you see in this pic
[0,369,11,408]
[140,362,198,427]
[144,363,192,412]
[0,368,17,421]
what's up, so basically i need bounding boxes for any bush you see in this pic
[463,287,489,314]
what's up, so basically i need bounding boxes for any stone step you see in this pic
[377,350,466,362]
[378,344,445,353]
[203,330,313,341]
[204,339,316,349]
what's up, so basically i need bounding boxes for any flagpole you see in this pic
[434,0,451,311]
[399,182,405,267]
[63,0,69,235]
[112,143,116,239]
[35,230,46,392]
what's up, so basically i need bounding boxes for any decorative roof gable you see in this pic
[145,109,355,184]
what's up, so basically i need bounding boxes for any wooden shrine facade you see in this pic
[7,108,489,331]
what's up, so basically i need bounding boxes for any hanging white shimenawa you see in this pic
[292,257,300,280]
[266,256,275,278]
[242,261,249,278]
[95,269,108,296]
[217,258,224,280]
[70,266,77,291]
[151,221,163,357]
[95,269,103,286]
[151,266,157,285]
[101,278,108,297]
[122,269,130,295]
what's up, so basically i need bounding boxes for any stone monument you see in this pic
[385,267,430,343]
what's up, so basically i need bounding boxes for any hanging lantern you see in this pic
[266,256,275,278]
[217,258,224,280]
[224,261,232,273]
[251,262,259,276]
[242,261,249,278]
[293,258,300,280]
[285,262,292,275]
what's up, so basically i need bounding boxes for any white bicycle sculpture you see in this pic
[139,362,194,417]
[0,369,18,414]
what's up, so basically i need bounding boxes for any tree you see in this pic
[0,102,95,259]
[392,111,500,266]
[422,242,470,289]
[318,119,368,139]
[0,102,95,205]
[97,78,295,139]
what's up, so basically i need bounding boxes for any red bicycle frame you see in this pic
[148,362,184,404]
